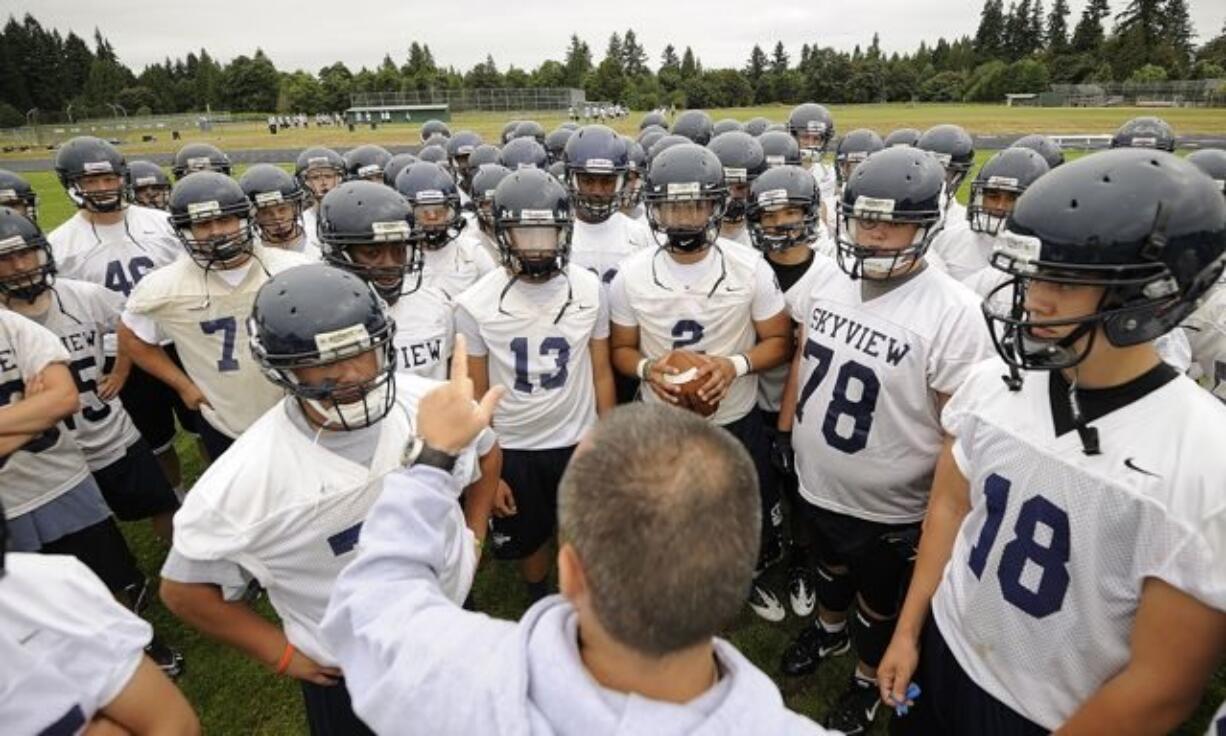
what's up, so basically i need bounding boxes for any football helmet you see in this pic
[238,164,306,244]
[127,161,171,210]
[966,148,1049,235]
[643,143,727,252]
[317,180,420,303]
[55,136,129,212]
[746,165,821,253]
[0,169,39,222]
[564,125,629,223]
[0,206,54,302]
[171,142,231,180]
[168,171,254,268]
[393,162,465,249]
[707,131,766,223]
[343,144,393,182]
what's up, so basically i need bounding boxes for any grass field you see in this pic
[21,158,1225,734]
[4,102,1224,162]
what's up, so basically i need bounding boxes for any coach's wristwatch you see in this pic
[402,436,458,472]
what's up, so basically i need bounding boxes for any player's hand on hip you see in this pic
[283,649,342,686]
[696,356,736,404]
[97,368,129,400]
[178,382,210,411]
[877,634,920,711]
[419,334,505,454]
[493,480,518,517]
[645,354,682,404]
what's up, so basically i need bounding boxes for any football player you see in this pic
[394,161,495,299]
[319,181,454,381]
[47,137,198,500]
[469,163,513,262]
[1008,133,1065,169]
[1183,148,1226,398]
[456,167,615,602]
[160,263,499,736]
[787,103,838,226]
[608,143,794,621]
[421,119,451,142]
[240,164,320,259]
[564,125,652,289]
[0,208,179,542]
[0,502,199,735]
[917,124,975,227]
[672,109,714,145]
[884,128,921,148]
[0,168,38,222]
[879,148,1226,735]
[777,146,991,735]
[745,166,824,621]
[322,393,833,735]
[499,136,550,171]
[708,130,768,248]
[447,130,484,203]
[0,302,184,677]
[127,161,172,211]
[118,172,308,460]
[295,146,346,250]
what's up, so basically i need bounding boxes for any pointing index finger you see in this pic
[450,333,469,384]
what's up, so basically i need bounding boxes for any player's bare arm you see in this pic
[467,353,490,402]
[118,324,209,410]
[97,348,132,401]
[877,436,971,708]
[1056,578,1226,736]
[0,362,78,435]
[776,324,806,433]
[94,656,200,736]
[159,580,339,685]
[463,443,501,546]
[589,338,616,416]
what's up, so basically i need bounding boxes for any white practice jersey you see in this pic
[1184,287,1226,400]
[123,244,308,438]
[611,244,785,426]
[48,206,182,304]
[790,261,991,523]
[421,232,497,299]
[929,226,995,284]
[13,279,139,470]
[456,265,606,449]
[934,358,1226,730]
[758,255,822,413]
[570,212,652,286]
[1207,701,1226,736]
[721,223,753,248]
[809,160,838,232]
[0,311,93,518]
[255,232,322,261]
[470,228,501,264]
[167,374,490,666]
[0,553,151,731]
[389,285,453,380]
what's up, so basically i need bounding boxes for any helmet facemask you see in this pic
[967,181,1021,236]
[568,167,626,223]
[177,209,255,269]
[324,233,422,305]
[0,238,54,303]
[411,194,465,250]
[983,230,1193,373]
[647,188,727,254]
[252,194,305,244]
[254,318,399,431]
[69,171,127,213]
[497,221,571,280]
[302,166,343,202]
[132,184,170,211]
[748,192,818,253]
[835,196,942,281]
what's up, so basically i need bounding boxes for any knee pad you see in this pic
[852,602,897,668]
[856,530,919,615]
[815,562,855,613]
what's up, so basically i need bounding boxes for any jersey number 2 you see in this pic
[967,473,1071,618]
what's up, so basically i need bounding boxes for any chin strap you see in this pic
[1066,370,1101,456]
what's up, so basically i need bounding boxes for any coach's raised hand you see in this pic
[417,334,505,454]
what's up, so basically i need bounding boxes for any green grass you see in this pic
[23,162,1224,734]
[4,103,1224,162]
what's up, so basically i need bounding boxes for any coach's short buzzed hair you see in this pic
[558,403,761,656]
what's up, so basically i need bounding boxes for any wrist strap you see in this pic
[636,357,652,380]
[731,354,751,377]
[276,642,295,675]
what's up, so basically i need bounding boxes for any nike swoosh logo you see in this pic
[1124,458,1160,478]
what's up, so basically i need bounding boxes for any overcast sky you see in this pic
[9,0,1225,74]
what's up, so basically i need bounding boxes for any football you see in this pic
[657,350,719,418]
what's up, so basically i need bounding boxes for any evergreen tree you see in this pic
[1071,0,1111,52]
[1046,0,1071,52]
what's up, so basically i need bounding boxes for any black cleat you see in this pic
[823,674,882,735]
[145,635,185,680]
[780,622,850,677]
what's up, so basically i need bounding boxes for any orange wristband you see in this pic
[275,642,295,675]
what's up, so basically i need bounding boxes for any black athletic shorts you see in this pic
[40,516,144,593]
[112,343,201,452]
[92,438,180,521]
[489,445,575,560]
[808,504,921,613]
[196,417,235,462]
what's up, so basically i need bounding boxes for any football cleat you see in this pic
[781,622,850,676]
[748,578,786,623]
[823,674,882,735]
[145,635,186,680]
[788,565,817,617]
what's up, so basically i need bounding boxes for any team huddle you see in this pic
[1,102,1224,735]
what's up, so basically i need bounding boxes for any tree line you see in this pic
[0,5,1223,126]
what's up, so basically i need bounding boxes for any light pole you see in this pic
[65,103,74,124]
[25,108,38,145]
